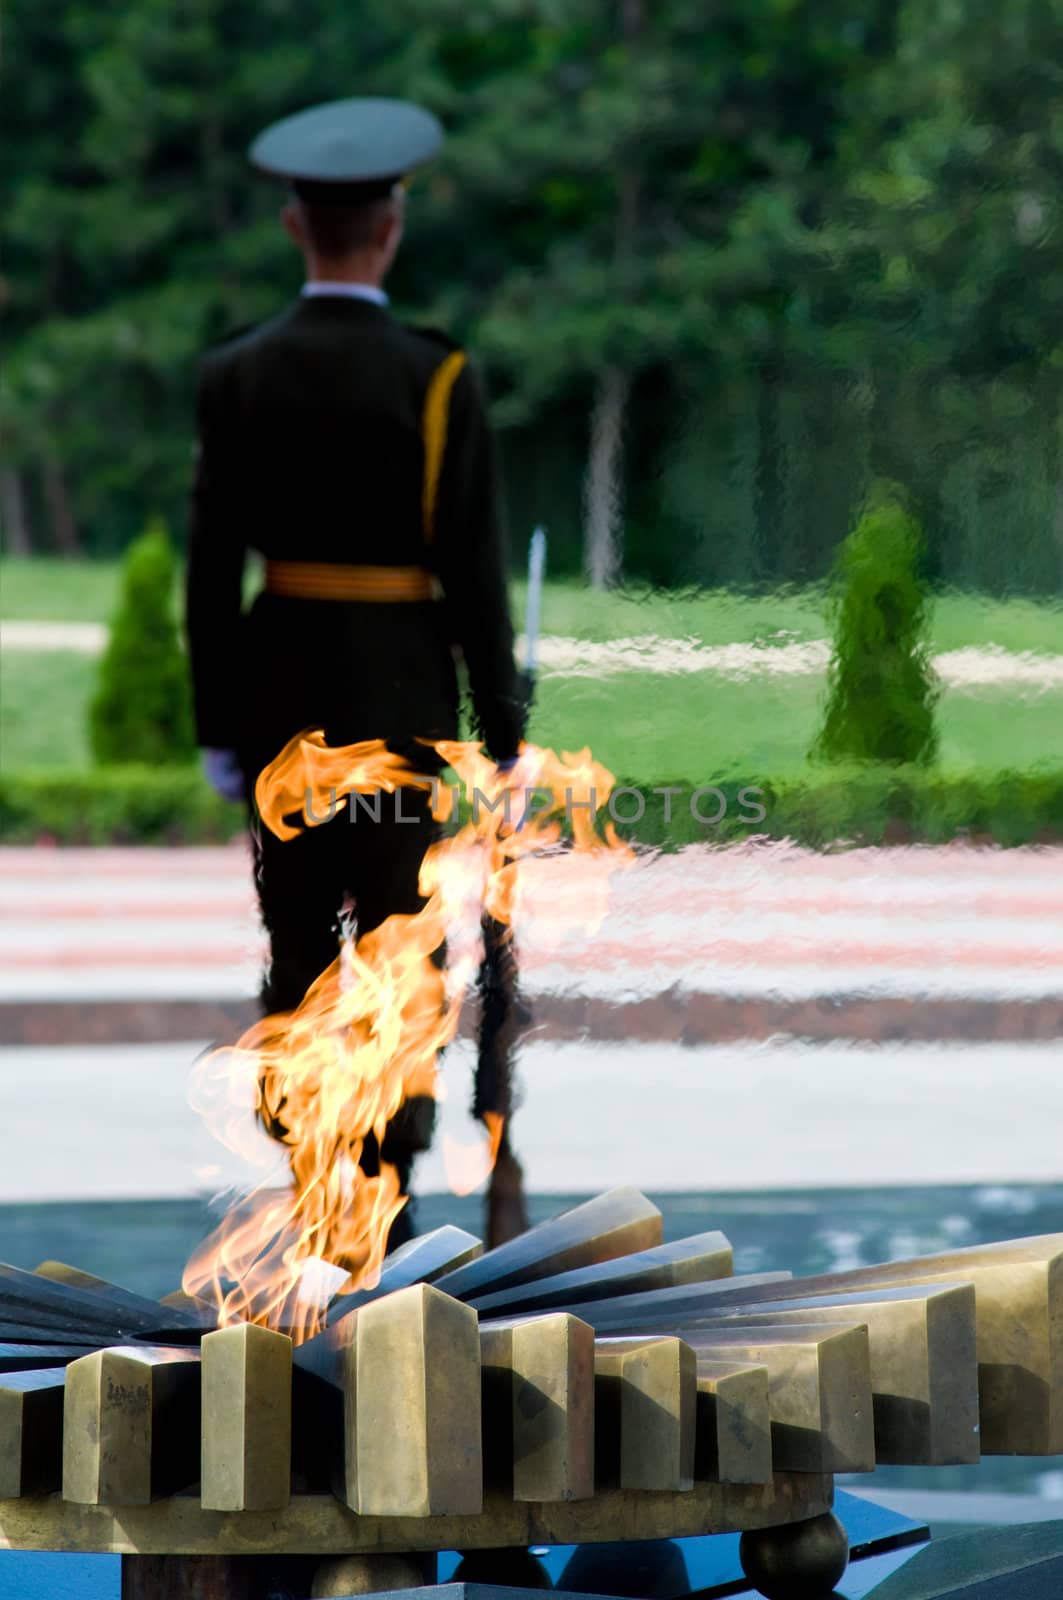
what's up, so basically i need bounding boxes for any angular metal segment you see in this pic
[433,1189,663,1302]
[158,1289,216,1321]
[694,1360,772,1485]
[201,1323,292,1511]
[0,1369,65,1498]
[468,1232,734,1317]
[693,1234,1063,1454]
[0,1343,92,1373]
[840,1238,1063,1456]
[297,1229,485,1388]
[0,1261,197,1342]
[0,1324,100,1349]
[62,1345,201,1506]
[699,1283,979,1466]
[685,1322,875,1475]
[36,1261,212,1334]
[593,1335,695,1492]
[327,1227,484,1324]
[519,1272,792,1334]
[34,1262,120,1292]
[344,1284,482,1517]
[33,1267,212,1331]
[480,1314,594,1502]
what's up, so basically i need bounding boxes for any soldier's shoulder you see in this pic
[401,322,473,371]
[199,305,299,377]
[400,325,485,409]
[406,322,463,353]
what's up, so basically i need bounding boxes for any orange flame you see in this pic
[183,735,631,1342]
[254,729,432,842]
[444,1109,506,1197]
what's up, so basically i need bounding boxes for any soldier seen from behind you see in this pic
[185,99,525,1245]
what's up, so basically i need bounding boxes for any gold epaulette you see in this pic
[421,349,467,543]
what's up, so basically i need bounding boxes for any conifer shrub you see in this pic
[814,496,938,764]
[89,519,196,765]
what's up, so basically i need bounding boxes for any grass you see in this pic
[2,558,1062,780]
[0,554,264,624]
[527,675,1063,784]
[1,652,92,769]
[0,558,125,623]
[511,578,1063,655]
[4,644,1062,780]
[3,557,1062,654]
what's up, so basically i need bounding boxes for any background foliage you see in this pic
[3,762,1060,847]
[815,498,939,765]
[88,520,196,765]
[4,0,1063,593]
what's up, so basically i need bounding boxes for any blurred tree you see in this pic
[2,0,399,552]
[3,0,1063,593]
[89,518,196,764]
[391,0,879,582]
[793,0,1063,591]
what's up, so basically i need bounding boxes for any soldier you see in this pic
[186,98,525,1243]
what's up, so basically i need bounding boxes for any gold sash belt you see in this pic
[265,560,439,602]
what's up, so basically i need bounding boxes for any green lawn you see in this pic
[5,642,1061,779]
[512,579,1063,655]
[2,652,93,768]
[0,554,265,624]
[2,559,1062,778]
[0,559,125,623]
[529,674,1063,783]
[3,557,1062,654]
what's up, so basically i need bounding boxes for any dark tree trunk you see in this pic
[0,468,33,555]
[754,355,784,582]
[41,461,82,556]
[581,0,644,590]
[584,365,632,590]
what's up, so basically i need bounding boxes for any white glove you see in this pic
[203,747,245,802]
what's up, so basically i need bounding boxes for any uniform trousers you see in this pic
[250,784,441,1249]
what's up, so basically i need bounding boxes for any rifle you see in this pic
[474,528,546,1247]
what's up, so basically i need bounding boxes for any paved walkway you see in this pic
[5,618,1063,687]
[0,844,1060,1201]
[3,1036,1062,1201]
[2,842,1061,1000]
[2,841,1062,1048]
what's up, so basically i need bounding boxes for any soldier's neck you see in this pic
[304,252,388,288]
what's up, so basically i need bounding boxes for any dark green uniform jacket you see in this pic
[186,294,524,775]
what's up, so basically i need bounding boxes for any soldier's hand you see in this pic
[203,747,245,803]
